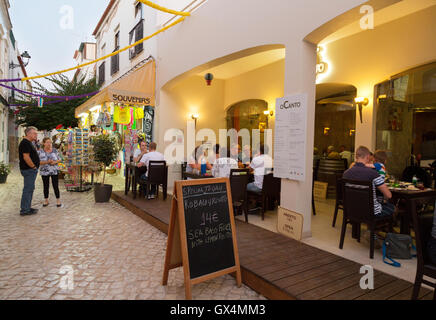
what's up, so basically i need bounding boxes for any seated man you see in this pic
[230,143,244,168]
[133,141,148,164]
[137,142,164,199]
[428,202,436,265]
[343,146,394,217]
[241,145,252,166]
[247,144,273,193]
[212,147,238,178]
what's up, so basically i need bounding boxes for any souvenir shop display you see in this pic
[64,128,95,192]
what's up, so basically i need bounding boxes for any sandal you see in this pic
[43,203,49,207]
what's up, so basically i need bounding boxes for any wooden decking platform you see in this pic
[112,191,434,300]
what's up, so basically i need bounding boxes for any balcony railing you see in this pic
[129,19,144,60]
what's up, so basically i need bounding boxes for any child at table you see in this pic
[366,150,388,181]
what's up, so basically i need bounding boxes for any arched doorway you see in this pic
[226,99,269,145]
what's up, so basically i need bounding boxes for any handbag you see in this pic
[382,233,416,267]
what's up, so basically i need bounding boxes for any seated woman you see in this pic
[428,202,436,265]
[187,146,212,176]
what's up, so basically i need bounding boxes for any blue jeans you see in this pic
[20,169,38,213]
[140,174,157,195]
[428,237,436,265]
[378,202,395,217]
[247,182,262,193]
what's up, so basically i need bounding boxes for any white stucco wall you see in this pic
[94,0,158,88]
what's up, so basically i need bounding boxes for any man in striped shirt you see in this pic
[343,146,394,217]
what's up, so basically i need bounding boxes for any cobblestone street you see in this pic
[0,168,265,300]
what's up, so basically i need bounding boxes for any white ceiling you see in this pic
[196,0,436,80]
[197,48,285,80]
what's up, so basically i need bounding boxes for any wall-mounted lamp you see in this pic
[263,110,274,117]
[354,97,369,124]
[191,113,199,126]
[323,127,331,136]
[10,51,31,69]
[349,129,356,137]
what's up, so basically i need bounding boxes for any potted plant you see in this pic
[91,134,118,203]
[0,162,11,184]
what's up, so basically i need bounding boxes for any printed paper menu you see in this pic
[274,94,308,181]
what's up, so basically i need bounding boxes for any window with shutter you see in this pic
[129,19,144,60]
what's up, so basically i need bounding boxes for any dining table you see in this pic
[388,182,436,234]
[125,162,147,199]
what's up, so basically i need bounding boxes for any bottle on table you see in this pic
[412,175,417,186]
[201,157,206,176]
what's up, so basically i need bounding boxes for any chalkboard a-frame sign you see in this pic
[162,178,242,300]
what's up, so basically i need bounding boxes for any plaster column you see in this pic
[280,40,317,239]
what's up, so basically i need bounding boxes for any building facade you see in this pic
[85,0,436,238]
[73,42,97,82]
[0,0,30,164]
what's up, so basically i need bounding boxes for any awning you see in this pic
[75,60,155,117]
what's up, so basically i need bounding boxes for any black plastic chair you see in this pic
[332,172,344,227]
[139,161,168,200]
[181,162,187,180]
[248,172,281,220]
[402,166,433,188]
[408,196,436,300]
[339,179,394,259]
[229,169,250,223]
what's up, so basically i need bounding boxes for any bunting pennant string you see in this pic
[0,2,189,83]
[17,16,186,83]
[0,83,99,100]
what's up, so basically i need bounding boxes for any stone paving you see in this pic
[0,168,265,300]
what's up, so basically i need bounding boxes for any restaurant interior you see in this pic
[119,1,436,283]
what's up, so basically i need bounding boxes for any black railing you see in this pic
[129,19,144,60]
[111,48,120,76]
[98,62,105,86]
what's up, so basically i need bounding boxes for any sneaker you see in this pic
[147,194,156,200]
[30,208,39,214]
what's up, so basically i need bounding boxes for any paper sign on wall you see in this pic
[274,94,308,181]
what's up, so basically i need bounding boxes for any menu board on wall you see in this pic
[274,94,308,181]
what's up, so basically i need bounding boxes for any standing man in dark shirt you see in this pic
[19,127,40,216]
[343,146,394,217]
